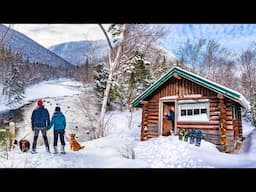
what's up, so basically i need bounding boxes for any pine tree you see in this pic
[3,61,25,105]
[93,62,120,111]
[116,51,152,110]
[93,63,109,109]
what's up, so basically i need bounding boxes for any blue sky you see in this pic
[11,24,256,54]
[162,24,256,54]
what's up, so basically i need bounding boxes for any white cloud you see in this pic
[12,24,111,48]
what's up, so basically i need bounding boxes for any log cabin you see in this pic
[131,65,250,152]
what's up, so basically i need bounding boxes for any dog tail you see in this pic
[80,146,85,150]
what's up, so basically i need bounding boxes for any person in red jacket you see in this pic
[31,99,50,153]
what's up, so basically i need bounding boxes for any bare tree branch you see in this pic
[99,24,113,51]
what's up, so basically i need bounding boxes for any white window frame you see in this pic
[177,99,210,122]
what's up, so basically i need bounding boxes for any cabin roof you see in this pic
[131,65,250,109]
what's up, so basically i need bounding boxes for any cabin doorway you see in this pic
[160,101,176,136]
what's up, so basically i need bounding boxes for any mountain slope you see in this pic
[0,24,73,67]
[49,40,109,65]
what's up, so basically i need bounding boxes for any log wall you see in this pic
[140,76,242,152]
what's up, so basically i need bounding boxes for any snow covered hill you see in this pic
[49,40,109,65]
[0,24,73,67]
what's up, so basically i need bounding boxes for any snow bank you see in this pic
[1,107,256,168]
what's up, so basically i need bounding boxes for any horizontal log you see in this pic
[210,107,219,112]
[178,121,220,125]
[210,111,220,115]
[177,125,219,129]
[148,100,158,103]
[147,108,159,111]
[147,127,158,132]
[226,111,232,116]
[148,122,158,125]
[144,131,158,136]
[148,103,159,108]
[147,112,159,115]
[226,125,233,129]
[147,110,159,113]
[210,116,220,120]
[177,96,218,100]
[147,135,158,139]
[226,121,233,125]
[147,116,159,120]
[148,103,159,106]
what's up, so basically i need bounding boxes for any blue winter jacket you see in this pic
[167,110,175,121]
[48,111,66,130]
[31,106,50,129]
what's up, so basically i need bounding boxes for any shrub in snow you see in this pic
[0,128,12,159]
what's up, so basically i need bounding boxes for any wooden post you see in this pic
[8,122,16,150]
[218,96,228,151]
[141,101,149,141]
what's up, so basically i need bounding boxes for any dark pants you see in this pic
[32,128,49,150]
[53,130,65,146]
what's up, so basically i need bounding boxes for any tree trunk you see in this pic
[98,67,114,137]
[98,24,127,138]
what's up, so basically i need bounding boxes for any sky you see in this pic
[12,24,111,48]
[162,24,256,54]
[11,24,256,53]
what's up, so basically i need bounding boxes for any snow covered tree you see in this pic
[116,51,152,111]
[2,61,25,104]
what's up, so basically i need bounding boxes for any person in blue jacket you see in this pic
[166,105,175,134]
[48,106,66,154]
[31,99,50,153]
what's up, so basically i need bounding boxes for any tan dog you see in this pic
[69,133,85,151]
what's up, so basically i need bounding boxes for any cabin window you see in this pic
[178,100,209,122]
[232,105,238,120]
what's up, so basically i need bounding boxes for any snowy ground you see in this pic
[1,107,256,168]
[1,79,256,168]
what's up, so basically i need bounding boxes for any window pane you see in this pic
[201,108,207,114]
[181,110,186,116]
[188,109,193,115]
[194,109,200,115]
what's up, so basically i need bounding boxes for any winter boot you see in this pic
[60,145,66,154]
[53,146,58,154]
[189,128,196,144]
[184,129,189,142]
[46,146,50,153]
[195,130,203,147]
[178,129,184,140]
[31,149,37,154]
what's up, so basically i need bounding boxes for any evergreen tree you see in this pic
[116,51,152,110]
[93,63,109,109]
[93,62,119,110]
[3,61,25,104]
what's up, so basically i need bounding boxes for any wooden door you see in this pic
[162,104,171,136]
